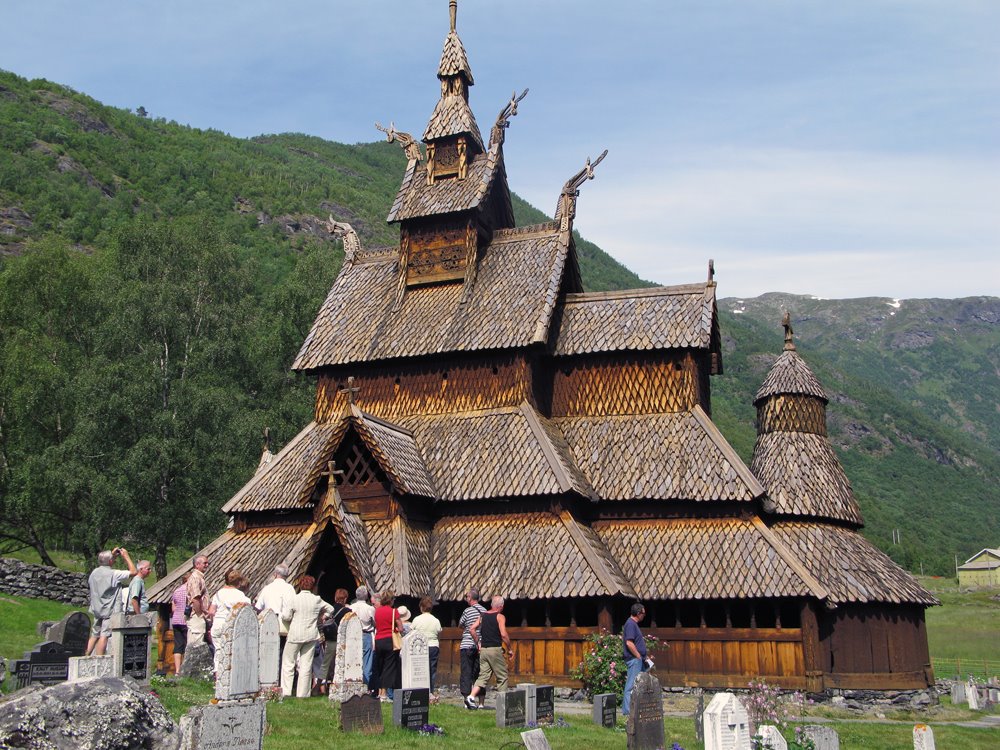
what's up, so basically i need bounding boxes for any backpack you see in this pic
[321,603,349,641]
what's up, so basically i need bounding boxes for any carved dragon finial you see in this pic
[375,121,423,162]
[489,88,529,149]
[326,215,362,265]
[450,0,458,32]
[554,150,608,232]
[782,311,796,351]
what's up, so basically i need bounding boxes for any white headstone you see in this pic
[68,655,114,682]
[257,609,280,688]
[967,680,980,710]
[703,692,751,750]
[400,629,429,689]
[756,725,787,750]
[521,728,552,750]
[330,612,366,702]
[215,604,259,700]
[950,681,965,704]
[801,725,840,750]
[179,699,266,750]
[913,723,935,750]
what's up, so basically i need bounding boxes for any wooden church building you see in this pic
[150,2,936,690]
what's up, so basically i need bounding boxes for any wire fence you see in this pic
[932,657,1000,681]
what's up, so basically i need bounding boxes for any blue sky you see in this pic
[3,0,998,299]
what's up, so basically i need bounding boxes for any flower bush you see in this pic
[744,679,807,731]
[570,629,662,699]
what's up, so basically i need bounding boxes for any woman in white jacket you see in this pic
[280,574,334,697]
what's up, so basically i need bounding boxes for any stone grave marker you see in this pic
[68,655,114,682]
[521,727,553,750]
[497,688,528,729]
[521,683,537,723]
[12,641,71,688]
[330,612,367,702]
[950,681,965,704]
[967,680,980,710]
[400,629,429,689]
[626,671,665,750]
[913,723,935,750]
[215,604,259,700]
[756,725,788,750]
[340,693,384,734]
[593,692,616,728]
[990,688,1000,704]
[45,612,91,656]
[179,699,266,750]
[703,691,751,750]
[178,640,214,680]
[801,725,840,750]
[109,612,153,682]
[392,687,430,730]
[694,688,706,742]
[535,684,555,725]
[258,609,279,689]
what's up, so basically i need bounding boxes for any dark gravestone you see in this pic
[694,688,705,742]
[13,642,71,688]
[496,688,527,728]
[535,685,555,726]
[45,612,91,657]
[392,688,430,730]
[626,672,664,750]
[340,693,384,734]
[121,631,149,680]
[592,692,616,728]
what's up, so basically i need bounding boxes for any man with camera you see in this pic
[85,546,137,656]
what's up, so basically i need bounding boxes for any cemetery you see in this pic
[0,2,998,750]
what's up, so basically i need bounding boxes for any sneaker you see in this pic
[464,695,478,710]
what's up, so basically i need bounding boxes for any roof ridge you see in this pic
[493,221,560,240]
[689,405,766,498]
[557,510,636,597]
[518,402,595,499]
[563,282,710,304]
[749,515,831,602]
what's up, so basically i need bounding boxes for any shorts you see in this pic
[91,616,112,638]
[172,624,188,655]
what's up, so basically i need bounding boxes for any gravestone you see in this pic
[913,723,935,750]
[45,612,91,656]
[521,683,537,724]
[593,692,616,728]
[521,728,553,750]
[967,680,980,710]
[950,681,965,704]
[392,687,430,730]
[12,641,71,688]
[801,725,840,750]
[694,688,706,742]
[990,688,999,704]
[339,693,384,734]
[626,671,665,750]
[757,725,788,750]
[258,609,280,689]
[400,629,429,689]
[68,654,114,682]
[178,639,214,680]
[215,604,259,700]
[330,612,366,702]
[535,684,554,725]
[497,688,528,728]
[179,699,266,750]
[109,612,153,682]
[703,691,751,750]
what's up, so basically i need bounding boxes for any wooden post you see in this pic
[800,600,823,693]
[598,598,613,633]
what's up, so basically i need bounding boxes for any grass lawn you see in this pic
[920,576,1000,678]
[0,593,82,692]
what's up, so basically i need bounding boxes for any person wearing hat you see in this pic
[396,604,412,635]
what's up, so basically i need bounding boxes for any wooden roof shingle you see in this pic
[293,223,569,370]
[423,94,484,148]
[352,407,437,498]
[387,146,499,222]
[553,283,717,357]
[555,407,764,502]
[436,29,474,84]
[754,350,827,405]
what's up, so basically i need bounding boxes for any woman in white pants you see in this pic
[207,568,251,678]
[280,574,334,697]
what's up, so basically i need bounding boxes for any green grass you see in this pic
[920,576,1000,674]
[0,593,81,692]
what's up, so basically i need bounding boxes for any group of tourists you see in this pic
[84,547,153,658]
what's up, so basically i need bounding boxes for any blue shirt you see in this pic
[623,617,646,660]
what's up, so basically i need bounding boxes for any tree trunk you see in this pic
[154,540,168,579]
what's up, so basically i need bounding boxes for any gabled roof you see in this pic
[430,511,636,600]
[351,407,437,498]
[771,522,938,605]
[423,94,484,148]
[751,430,864,526]
[754,350,828,405]
[553,283,718,357]
[959,548,1000,570]
[555,406,765,502]
[401,403,595,502]
[387,145,500,222]
[222,421,345,513]
[292,222,570,370]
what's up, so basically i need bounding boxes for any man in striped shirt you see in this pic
[458,588,487,707]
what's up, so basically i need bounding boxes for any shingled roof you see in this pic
[755,350,827,405]
[437,29,474,83]
[387,146,499,222]
[555,407,764,502]
[751,430,865,525]
[431,511,636,600]
[553,283,718,357]
[423,93,484,148]
[292,222,570,370]
[352,407,437,498]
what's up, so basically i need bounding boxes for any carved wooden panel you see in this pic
[404,223,472,286]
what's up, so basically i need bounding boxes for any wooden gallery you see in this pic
[150,3,936,691]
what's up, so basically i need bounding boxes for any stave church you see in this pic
[150,1,935,690]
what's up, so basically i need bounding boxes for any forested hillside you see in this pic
[1,69,996,576]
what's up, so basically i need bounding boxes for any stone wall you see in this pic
[0,558,88,606]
